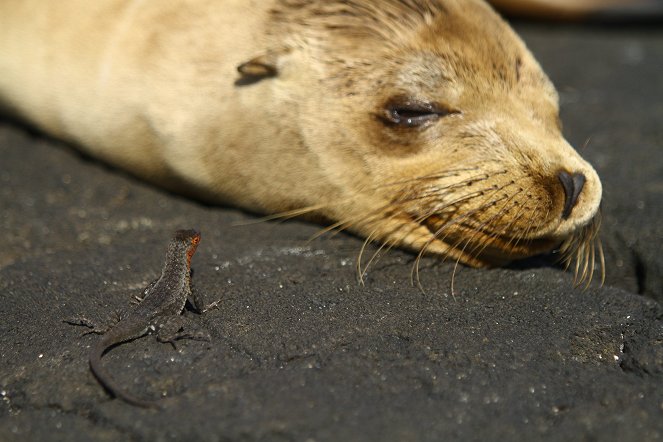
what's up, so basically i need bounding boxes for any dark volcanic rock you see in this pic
[1,22,663,442]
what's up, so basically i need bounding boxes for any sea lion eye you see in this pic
[380,98,456,128]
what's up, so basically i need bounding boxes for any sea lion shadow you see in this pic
[505,254,561,272]
[234,73,274,87]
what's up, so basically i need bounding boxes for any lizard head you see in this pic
[173,229,201,269]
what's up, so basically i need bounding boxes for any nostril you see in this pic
[558,170,586,219]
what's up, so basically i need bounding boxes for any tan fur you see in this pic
[0,0,602,271]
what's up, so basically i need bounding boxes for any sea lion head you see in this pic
[244,0,602,278]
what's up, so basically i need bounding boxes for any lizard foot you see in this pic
[132,280,158,305]
[198,298,222,313]
[63,316,109,335]
[64,309,126,336]
[188,291,223,314]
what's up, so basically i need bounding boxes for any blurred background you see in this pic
[489,0,663,21]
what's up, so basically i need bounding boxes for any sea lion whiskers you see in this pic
[578,214,604,288]
[445,200,536,297]
[454,186,532,262]
[588,235,605,289]
[233,166,488,227]
[288,172,484,236]
[411,179,516,254]
[355,182,504,284]
[439,167,604,284]
[557,211,604,288]
[411,182,518,288]
[573,242,589,286]
[235,161,515,281]
[350,166,510,283]
[572,237,589,287]
[414,177,522,257]
[579,241,591,286]
[232,204,329,226]
[455,178,531,236]
[493,193,547,254]
[447,205,517,298]
[445,186,535,296]
[410,172,551,288]
[446,190,554,296]
[489,189,538,236]
[554,212,603,288]
[285,167,502,244]
[405,171,506,205]
[344,180,501,282]
[589,218,604,285]
[508,202,549,252]
[356,188,492,283]
[597,241,606,286]
[482,202,547,275]
[412,198,505,290]
[357,227,388,285]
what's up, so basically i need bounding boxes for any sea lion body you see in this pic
[0,0,603,271]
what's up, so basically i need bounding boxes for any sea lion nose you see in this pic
[558,170,586,219]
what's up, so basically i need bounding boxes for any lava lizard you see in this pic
[67,229,216,408]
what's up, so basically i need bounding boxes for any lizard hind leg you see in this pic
[155,316,211,349]
[187,277,223,314]
[133,279,159,304]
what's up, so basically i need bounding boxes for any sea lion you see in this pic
[0,0,603,280]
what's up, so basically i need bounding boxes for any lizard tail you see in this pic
[89,337,163,409]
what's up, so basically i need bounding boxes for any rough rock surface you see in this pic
[1,21,662,442]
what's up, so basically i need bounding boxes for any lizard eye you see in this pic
[379,98,459,128]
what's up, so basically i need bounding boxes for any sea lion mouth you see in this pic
[415,210,604,286]
[420,215,561,266]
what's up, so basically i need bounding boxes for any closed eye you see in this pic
[379,98,459,128]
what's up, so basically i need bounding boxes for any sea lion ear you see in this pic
[237,50,286,80]
[237,55,277,78]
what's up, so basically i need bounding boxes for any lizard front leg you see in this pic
[64,309,125,335]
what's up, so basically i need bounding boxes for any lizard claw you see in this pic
[156,316,211,346]
[200,299,222,313]
[63,317,96,328]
